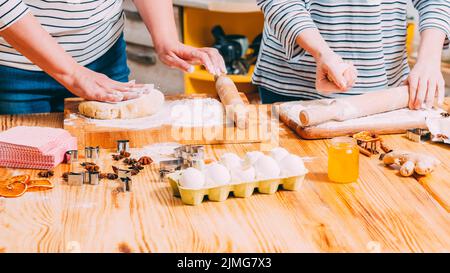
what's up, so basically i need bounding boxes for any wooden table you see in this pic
[0,106,449,253]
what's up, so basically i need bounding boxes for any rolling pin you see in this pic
[215,75,249,129]
[299,86,410,127]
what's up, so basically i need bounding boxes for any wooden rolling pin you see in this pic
[299,86,410,127]
[215,75,249,129]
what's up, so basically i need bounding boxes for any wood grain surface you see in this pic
[0,103,449,253]
[64,93,268,149]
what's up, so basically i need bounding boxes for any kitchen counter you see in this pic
[0,99,449,253]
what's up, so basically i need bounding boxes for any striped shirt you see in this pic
[0,0,125,71]
[253,0,450,100]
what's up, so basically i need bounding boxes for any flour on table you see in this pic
[75,98,232,129]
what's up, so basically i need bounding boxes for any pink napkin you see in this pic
[0,126,77,170]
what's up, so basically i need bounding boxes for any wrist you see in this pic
[50,61,81,87]
[154,38,180,55]
[315,49,339,63]
[416,54,441,67]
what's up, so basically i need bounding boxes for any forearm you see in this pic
[0,12,78,84]
[416,28,446,64]
[133,0,179,52]
[295,28,334,60]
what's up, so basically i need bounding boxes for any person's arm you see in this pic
[133,0,226,75]
[0,2,136,102]
[409,0,450,109]
[257,0,357,92]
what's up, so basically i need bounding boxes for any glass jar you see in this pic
[328,137,359,183]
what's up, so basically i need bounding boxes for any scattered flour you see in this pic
[74,98,233,130]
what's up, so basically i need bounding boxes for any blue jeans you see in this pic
[0,34,130,114]
[258,87,303,104]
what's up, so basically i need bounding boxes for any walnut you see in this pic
[107,173,119,180]
[138,156,153,165]
[38,170,54,178]
[84,164,100,173]
[120,150,131,158]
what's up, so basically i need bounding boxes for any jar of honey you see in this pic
[328,137,359,183]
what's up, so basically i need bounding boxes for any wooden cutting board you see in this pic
[64,93,269,149]
[275,100,446,139]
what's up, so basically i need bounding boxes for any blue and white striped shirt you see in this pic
[253,0,450,100]
[0,0,124,71]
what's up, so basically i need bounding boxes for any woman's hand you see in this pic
[60,66,139,102]
[315,51,358,93]
[407,59,445,109]
[407,29,447,110]
[157,42,226,75]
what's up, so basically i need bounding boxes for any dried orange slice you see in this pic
[7,175,30,184]
[26,180,54,191]
[0,182,27,198]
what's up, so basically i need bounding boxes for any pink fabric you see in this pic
[0,126,77,170]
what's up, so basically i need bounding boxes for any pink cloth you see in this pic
[0,126,77,170]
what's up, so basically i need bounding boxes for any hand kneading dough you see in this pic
[78,88,165,120]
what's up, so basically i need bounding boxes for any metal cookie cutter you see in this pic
[68,172,84,186]
[85,146,100,162]
[175,145,205,167]
[84,171,100,185]
[65,150,78,164]
[117,140,130,153]
[406,128,431,143]
[159,158,184,182]
[118,169,132,192]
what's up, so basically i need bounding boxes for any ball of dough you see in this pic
[78,88,165,120]
[179,168,205,189]
[270,147,289,162]
[254,155,280,180]
[204,163,231,186]
[280,154,307,177]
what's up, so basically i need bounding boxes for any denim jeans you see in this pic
[0,34,130,114]
[257,86,304,104]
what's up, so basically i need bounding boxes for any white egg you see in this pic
[231,165,256,183]
[279,154,306,177]
[179,168,205,189]
[270,147,289,162]
[204,162,231,186]
[254,155,281,180]
[243,151,265,167]
[219,153,243,170]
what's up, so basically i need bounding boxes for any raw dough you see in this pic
[78,87,165,120]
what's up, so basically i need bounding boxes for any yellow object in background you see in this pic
[406,20,415,57]
[328,137,360,183]
[182,7,264,95]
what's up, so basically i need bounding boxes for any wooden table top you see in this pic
[0,104,449,253]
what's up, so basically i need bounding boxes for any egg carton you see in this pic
[167,171,307,206]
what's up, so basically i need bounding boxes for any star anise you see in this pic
[38,170,54,178]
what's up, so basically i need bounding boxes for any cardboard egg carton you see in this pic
[167,171,307,206]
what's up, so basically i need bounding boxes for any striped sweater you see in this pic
[253,0,450,100]
[0,0,124,71]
